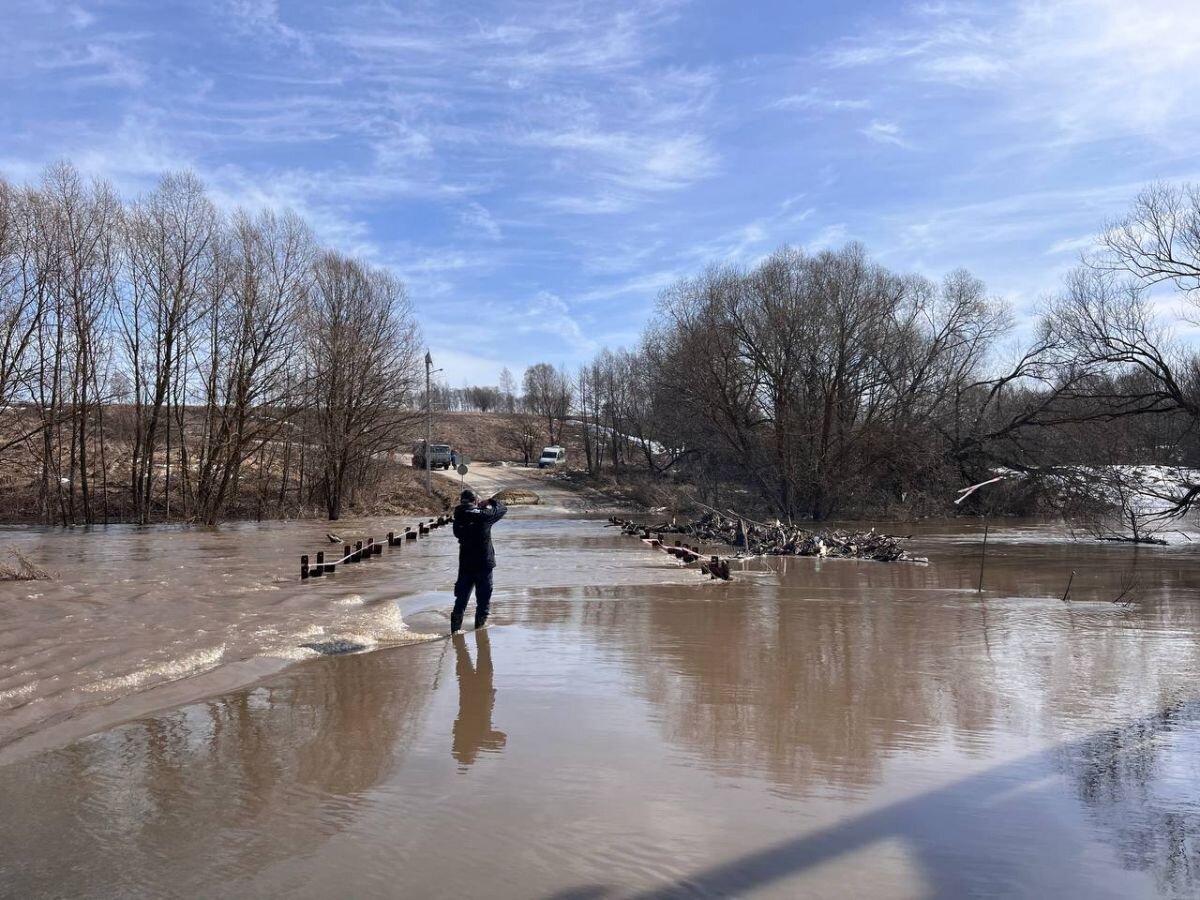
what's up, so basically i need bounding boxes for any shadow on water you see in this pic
[452,630,507,768]
[548,699,1200,899]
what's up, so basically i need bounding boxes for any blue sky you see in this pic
[4,0,1200,385]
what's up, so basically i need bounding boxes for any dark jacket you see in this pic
[453,499,507,571]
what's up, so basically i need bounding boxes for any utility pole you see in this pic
[425,350,433,493]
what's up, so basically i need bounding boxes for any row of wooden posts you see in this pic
[608,516,733,581]
[300,515,450,580]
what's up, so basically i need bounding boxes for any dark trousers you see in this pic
[452,567,494,631]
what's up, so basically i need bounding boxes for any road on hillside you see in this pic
[404,455,594,512]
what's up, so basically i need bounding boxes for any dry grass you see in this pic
[0,546,54,581]
[433,412,586,463]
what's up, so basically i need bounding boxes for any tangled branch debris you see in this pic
[493,488,541,506]
[0,547,54,581]
[607,512,925,563]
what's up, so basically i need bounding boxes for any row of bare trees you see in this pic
[570,184,1200,526]
[0,163,423,525]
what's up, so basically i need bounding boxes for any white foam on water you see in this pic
[276,645,324,660]
[0,682,37,704]
[320,602,447,649]
[80,644,228,694]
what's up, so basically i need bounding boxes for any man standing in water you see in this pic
[451,489,507,633]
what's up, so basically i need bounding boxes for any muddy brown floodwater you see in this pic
[1,468,1199,898]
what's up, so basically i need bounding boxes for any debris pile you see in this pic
[606,511,923,563]
[493,488,541,505]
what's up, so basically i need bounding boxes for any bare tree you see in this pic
[0,179,50,447]
[191,209,313,524]
[119,172,218,524]
[306,252,420,520]
[522,362,572,444]
[39,163,122,524]
[498,366,516,413]
[1040,182,1200,521]
[500,413,541,466]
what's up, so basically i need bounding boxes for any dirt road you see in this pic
[432,460,602,514]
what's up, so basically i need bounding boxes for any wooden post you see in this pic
[406,529,417,542]
[343,544,352,564]
[1061,570,1075,603]
[300,554,309,580]
[387,531,395,546]
[977,523,989,594]
[373,540,383,556]
[354,540,363,562]
[313,551,325,576]
[365,538,374,559]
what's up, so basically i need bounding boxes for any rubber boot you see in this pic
[474,611,489,630]
[450,612,463,634]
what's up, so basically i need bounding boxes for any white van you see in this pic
[538,446,567,468]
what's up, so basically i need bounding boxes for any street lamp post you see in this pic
[425,350,433,493]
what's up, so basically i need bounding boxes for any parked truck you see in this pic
[413,441,453,469]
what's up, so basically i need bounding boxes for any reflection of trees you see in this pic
[452,631,506,768]
[577,543,1200,797]
[0,645,438,897]
[1060,700,1200,897]
[609,589,1000,794]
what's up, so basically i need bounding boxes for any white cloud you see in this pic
[514,291,596,355]
[525,128,717,195]
[34,38,148,87]
[222,0,311,52]
[861,120,912,148]
[771,89,869,112]
[806,223,850,252]
[67,4,94,28]
[831,0,1200,148]
[1046,234,1096,256]
[459,202,502,241]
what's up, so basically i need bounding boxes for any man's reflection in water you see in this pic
[452,630,507,768]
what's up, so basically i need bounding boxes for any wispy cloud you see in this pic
[222,0,312,52]
[771,89,869,112]
[460,202,502,241]
[830,0,1200,147]
[34,37,149,87]
[7,0,1200,381]
[861,120,912,148]
[67,4,94,29]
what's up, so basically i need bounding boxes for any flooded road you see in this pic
[1,471,1199,897]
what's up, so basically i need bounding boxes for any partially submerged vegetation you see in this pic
[608,512,922,563]
[0,547,53,581]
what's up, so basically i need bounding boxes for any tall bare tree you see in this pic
[119,172,218,524]
[306,252,420,520]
